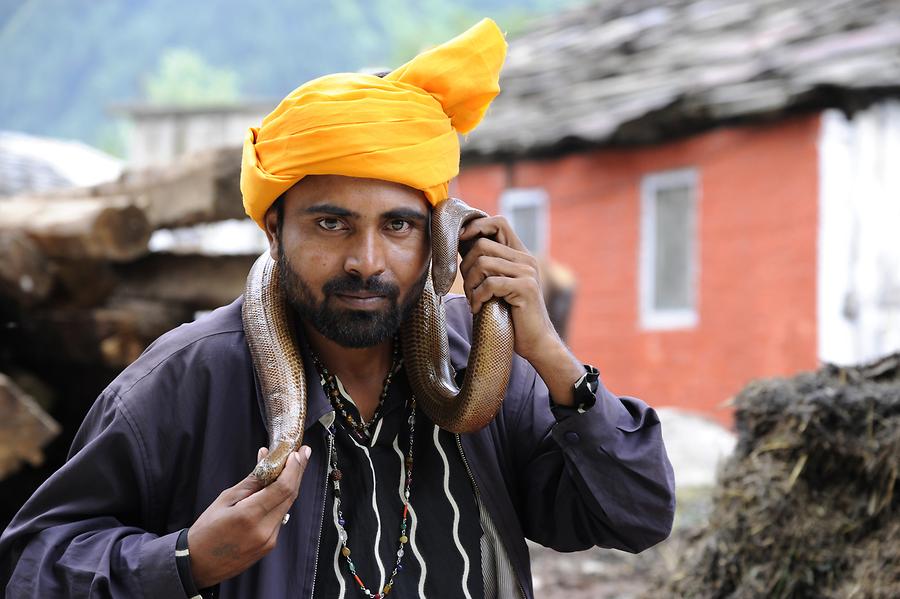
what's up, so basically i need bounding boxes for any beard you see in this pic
[277,246,427,348]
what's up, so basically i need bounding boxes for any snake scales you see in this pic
[242,197,514,485]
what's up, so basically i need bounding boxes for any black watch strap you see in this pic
[550,364,599,418]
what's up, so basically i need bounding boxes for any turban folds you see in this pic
[241,18,508,228]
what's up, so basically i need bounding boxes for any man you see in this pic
[1,18,674,598]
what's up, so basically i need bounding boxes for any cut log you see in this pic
[95,147,244,228]
[11,146,246,229]
[113,252,256,309]
[0,231,54,307]
[51,259,118,308]
[0,196,150,261]
[0,373,61,481]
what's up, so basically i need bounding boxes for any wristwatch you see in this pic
[550,364,599,417]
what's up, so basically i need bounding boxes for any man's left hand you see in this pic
[458,215,556,361]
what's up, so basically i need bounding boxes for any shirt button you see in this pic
[564,431,580,444]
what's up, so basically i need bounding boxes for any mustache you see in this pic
[322,274,400,299]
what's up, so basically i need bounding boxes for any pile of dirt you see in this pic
[660,353,900,598]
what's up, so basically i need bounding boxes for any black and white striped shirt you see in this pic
[312,364,489,599]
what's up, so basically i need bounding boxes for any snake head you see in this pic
[251,440,296,487]
[431,197,487,296]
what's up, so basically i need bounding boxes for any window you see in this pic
[640,169,699,329]
[499,188,548,256]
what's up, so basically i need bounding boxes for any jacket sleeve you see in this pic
[0,390,188,598]
[507,358,676,554]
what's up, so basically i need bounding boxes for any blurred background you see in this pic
[2,0,899,596]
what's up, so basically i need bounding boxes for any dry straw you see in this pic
[662,354,900,598]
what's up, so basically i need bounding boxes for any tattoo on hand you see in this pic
[211,543,240,560]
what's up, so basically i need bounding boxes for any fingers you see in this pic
[241,446,311,515]
[186,447,310,588]
[256,483,298,554]
[462,256,536,308]
[458,234,541,313]
[219,445,276,505]
[459,215,528,252]
[460,243,537,282]
[469,275,543,314]
[262,482,301,532]
[459,237,536,278]
[223,469,268,505]
[255,448,311,534]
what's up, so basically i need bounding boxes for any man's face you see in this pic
[264,175,431,348]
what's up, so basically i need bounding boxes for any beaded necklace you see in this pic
[311,339,401,442]
[313,345,415,598]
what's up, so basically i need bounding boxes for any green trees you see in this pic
[0,0,575,149]
[143,49,240,106]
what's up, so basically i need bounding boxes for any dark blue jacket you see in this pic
[1,296,675,598]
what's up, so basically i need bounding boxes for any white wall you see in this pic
[128,109,268,168]
[818,100,900,365]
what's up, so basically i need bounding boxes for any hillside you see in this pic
[0,0,578,154]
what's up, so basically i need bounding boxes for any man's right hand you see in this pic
[187,445,311,589]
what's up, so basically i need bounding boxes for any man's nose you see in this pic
[343,229,387,280]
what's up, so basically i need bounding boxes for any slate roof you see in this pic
[463,0,900,159]
[0,131,122,196]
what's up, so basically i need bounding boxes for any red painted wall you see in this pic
[456,115,821,426]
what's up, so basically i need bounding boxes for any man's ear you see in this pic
[262,203,280,262]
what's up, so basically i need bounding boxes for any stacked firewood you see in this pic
[0,146,259,480]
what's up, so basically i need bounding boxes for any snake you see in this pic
[242,197,515,485]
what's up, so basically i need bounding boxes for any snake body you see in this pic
[242,198,514,485]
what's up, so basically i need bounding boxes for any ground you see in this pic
[528,409,732,598]
[529,491,705,599]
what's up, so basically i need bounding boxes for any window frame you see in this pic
[498,187,549,257]
[639,168,700,330]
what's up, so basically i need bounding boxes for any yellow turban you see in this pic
[241,18,508,228]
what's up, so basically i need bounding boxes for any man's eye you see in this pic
[388,220,411,232]
[318,218,343,231]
